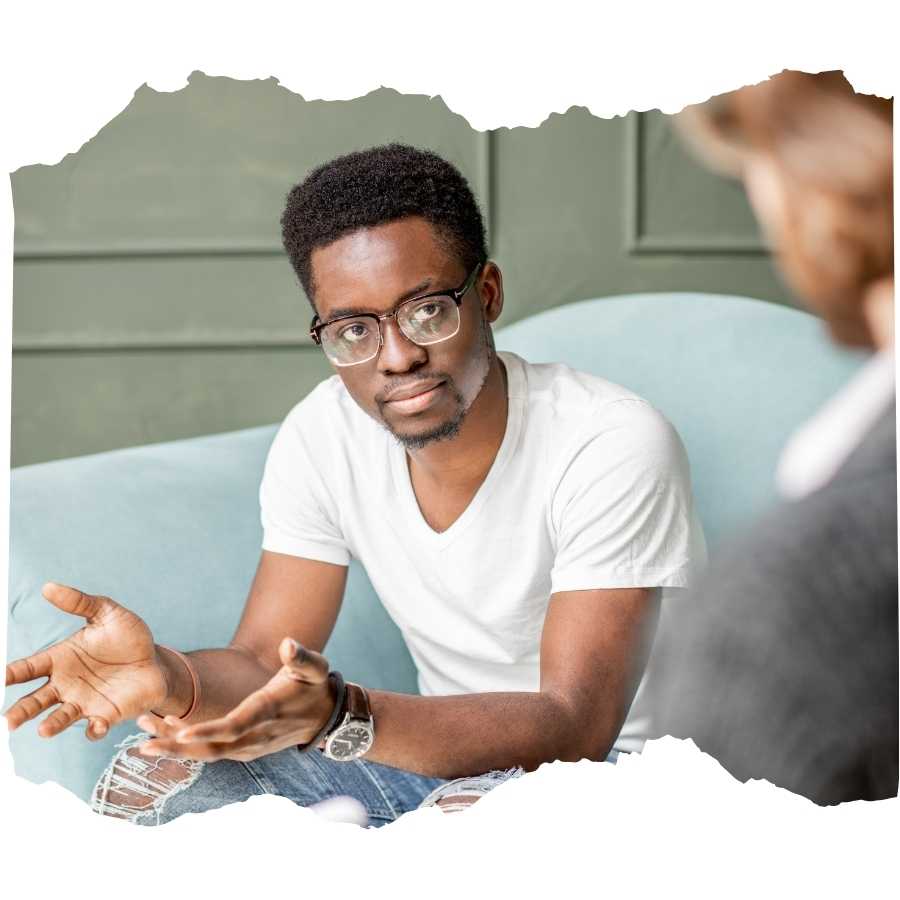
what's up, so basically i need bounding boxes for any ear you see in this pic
[478,261,504,325]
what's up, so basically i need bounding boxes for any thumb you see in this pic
[278,637,329,684]
[85,716,110,741]
[42,582,116,623]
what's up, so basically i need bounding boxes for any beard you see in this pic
[387,381,467,450]
[384,323,495,451]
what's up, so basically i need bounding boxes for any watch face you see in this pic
[326,723,374,761]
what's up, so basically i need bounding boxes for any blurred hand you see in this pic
[4,582,168,740]
[136,637,336,762]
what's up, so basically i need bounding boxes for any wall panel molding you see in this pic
[12,333,318,353]
[14,238,286,261]
[624,112,768,256]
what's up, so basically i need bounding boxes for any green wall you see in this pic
[11,73,789,466]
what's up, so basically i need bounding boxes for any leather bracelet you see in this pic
[297,671,345,754]
[153,645,201,721]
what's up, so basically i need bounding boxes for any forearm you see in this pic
[154,644,277,723]
[363,689,619,779]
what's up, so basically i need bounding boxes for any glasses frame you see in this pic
[308,262,484,367]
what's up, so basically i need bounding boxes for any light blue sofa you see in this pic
[5,293,862,802]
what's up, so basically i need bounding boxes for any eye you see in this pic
[417,303,441,319]
[337,321,371,343]
[407,297,451,327]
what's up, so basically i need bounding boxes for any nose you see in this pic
[376,315,428,375]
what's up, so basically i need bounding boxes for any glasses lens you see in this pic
[320,317,379,366]
[398,295,460,345]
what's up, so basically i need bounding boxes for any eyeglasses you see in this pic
[309,263,484,367]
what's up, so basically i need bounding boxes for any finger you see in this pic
[173,717,241,744]
[138,736,239,761]
[41,582,116,623]
[38,701,83,738]
[85,716,110,741]
[141,732,267,762]
[162,714,193,735]
[279,637,329,683]
[176,691,275,743]
[3,682,60,730]
[5,651,52,687]
[136,711,169,736]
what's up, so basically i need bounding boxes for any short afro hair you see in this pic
[280,143,488,303]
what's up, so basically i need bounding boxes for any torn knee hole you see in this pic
[435,793,482,813]
[91,734,203,822]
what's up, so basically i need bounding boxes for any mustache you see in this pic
[375,373,459,406]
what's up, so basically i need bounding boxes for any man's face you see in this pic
[309,217,501,449]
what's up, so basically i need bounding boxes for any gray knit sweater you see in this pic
[650,401,898,804]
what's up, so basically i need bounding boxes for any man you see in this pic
[4,144,705,825]
[651,72,896,804]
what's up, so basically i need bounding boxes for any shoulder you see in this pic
[703,464,897,616]
[505,352,685,467]
[505,350,643,412]
[838,401,896,485]
[503,354,691,509]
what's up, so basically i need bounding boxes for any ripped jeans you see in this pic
[93,733,624,826]
[93,732,591,827]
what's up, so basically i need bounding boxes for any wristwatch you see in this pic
[320,681,375,762]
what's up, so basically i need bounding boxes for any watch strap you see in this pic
[343,681,371,721]
[297,670,345,754]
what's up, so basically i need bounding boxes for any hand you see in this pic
[4,582,168,740]
[136,637,336,762]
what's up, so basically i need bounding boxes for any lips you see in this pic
[383,380,446,415]
[383,379,445,403]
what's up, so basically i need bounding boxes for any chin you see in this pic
[390,414,465,451]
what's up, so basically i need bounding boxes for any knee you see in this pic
[420,768,525,815]
[92,734,204,826]
[434,793,483,813]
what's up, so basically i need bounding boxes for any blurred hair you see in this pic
[678,71,893,336]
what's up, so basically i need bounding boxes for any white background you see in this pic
[1,2,897,896]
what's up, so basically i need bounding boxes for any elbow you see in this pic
[555,733,614,765]
[542,692,617,764]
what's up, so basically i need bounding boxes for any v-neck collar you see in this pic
[389,352,525,549]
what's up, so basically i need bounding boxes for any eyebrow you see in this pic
[322,278,434,321]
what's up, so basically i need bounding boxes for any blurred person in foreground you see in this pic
[652,70,896,804]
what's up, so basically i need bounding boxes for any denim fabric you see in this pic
[418,748,622,810]
[124,743,447,827]
[95,734,625,827]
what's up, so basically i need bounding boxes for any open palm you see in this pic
[4,583,168,740]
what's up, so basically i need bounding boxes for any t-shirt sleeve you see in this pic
[258,401,351,567]
[549,399,704,594]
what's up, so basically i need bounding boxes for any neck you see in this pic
[862,276,894,352]
[406,355,508,486]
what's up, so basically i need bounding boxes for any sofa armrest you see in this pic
[6,425,417,802]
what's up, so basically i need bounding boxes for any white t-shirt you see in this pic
[260,351,706,752]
